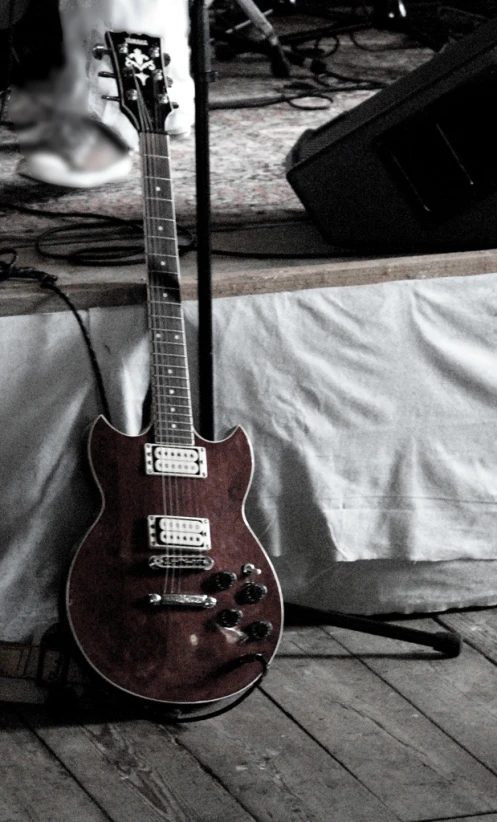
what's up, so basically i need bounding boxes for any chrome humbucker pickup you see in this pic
[144,444,207,477]
[148,515,211,550]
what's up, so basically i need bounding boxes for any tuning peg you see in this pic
[98,71,116,79]
[93,44,111,60]
[101,95,120,102]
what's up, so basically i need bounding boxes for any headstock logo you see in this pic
[125,48,155,86]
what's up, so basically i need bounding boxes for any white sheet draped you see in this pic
[2,271,497,640]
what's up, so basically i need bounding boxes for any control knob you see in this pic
[212,571,237,591]
[238,582,268,604]
[217,608,243,628]
[246,620,273,641]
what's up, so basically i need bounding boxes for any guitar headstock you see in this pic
[99,31,174,133]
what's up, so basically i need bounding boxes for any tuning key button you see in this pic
[217,608,243,628]
[246,620,273,641]
[238,582,268,604]
[93,45,111,60]
[212,571,237,591]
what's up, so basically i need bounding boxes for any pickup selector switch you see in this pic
[246,620,273,641]
[238,582,268,604]
[212,571,237,591]
[217,608,243,628]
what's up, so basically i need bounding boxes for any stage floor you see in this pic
[2,609,497,822]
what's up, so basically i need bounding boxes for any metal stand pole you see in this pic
[192,0,215,441]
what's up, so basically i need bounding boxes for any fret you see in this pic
[148,310,182,320]
[157,402,192,409]
[152,351,186,365]
[147,282,180,293]
[153,379,189,387]
[149,324,184,331]
[152,378,189,391]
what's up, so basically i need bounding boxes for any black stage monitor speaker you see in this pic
[286,17,497,252]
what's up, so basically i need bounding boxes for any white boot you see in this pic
[18,0,194,188]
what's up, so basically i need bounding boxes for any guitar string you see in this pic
[158,125,201,597]
[140,120,173,602]
[145,128,198,599]
[151,129,178,598]
[144,131,175,600]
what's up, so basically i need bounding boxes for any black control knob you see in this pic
[246,620,273,641]
[217,608,243,628]
[238,582,268,604]
[212,571,237,591]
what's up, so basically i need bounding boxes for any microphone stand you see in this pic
[189,0,462,659]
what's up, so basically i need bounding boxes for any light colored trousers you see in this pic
[57,0,195,147]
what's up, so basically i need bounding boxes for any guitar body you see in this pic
[66,417,283,717]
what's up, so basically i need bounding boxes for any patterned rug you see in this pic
[0,28,433,243]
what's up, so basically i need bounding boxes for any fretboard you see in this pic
[141,131,194,446]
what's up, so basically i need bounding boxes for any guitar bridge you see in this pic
[149,554,214,571]
[144,444,207,477]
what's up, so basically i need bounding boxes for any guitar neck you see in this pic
[141,131,194,446]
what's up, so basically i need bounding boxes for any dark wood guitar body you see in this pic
[66,417,283,713]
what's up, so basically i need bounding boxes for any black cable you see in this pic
[0,204,195,266]
[0,248,112,421]
[210,89,334,109]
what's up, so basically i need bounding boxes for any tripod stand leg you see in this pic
[285,604,462,658]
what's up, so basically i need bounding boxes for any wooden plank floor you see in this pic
[1,609,496,822]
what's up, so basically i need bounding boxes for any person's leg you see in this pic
[17,0,194,187]
[57,0,194,145]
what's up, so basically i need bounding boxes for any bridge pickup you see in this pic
[149,554,214,571]
[148,593,217,609]
[147,515,211,550]
[144,444,207,477]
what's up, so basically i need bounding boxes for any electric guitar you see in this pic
[65,31,283,720]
